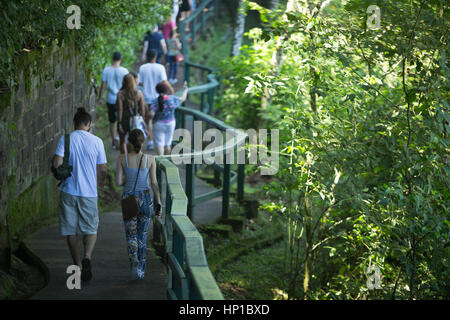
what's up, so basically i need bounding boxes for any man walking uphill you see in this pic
[139,49,168,151]
[52,108,107,282]
[97,51,129,150]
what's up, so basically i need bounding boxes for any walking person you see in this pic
[141,26,167,64]
[139,49,168,151]
[167,30,182,84]
[52,107,108,282]
[180,0,192,32]
[115,129,162,280]
[116,73,146,154]
[172,0,180,23]
[162,17,176,41]
[97,51,129,150]
[149,80,188,155]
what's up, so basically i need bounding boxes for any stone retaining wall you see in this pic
[0,44,96,269]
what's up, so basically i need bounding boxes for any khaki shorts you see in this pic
[58,191,99,236]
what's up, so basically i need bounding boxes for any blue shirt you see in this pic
[145,32,164,54]
[55,130,107,198]
[149,95,181,123]
[102,66,129,104]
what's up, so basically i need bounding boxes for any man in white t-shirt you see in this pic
[139,49,168,150]
[52,108,107,282]
[97,52,129,150]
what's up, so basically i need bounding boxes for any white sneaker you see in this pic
[172,78,178,84]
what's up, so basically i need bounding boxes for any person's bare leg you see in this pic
[110,122,118,148]
[119,132,127,154]
[147,121,153,141]
[155,146,164,155]
[67,235,81,267]
[83,234,97,260]
[164,146,171,155]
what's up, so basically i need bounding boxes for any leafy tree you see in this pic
[218,0,449,299]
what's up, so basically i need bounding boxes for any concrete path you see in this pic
[26,211,167,299]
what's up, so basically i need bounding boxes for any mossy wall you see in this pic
[7,175,60,242]
[0,43,96,269]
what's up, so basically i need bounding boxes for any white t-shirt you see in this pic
[102,66,129,104]
[139,63,167,104]
[55,130,107,198]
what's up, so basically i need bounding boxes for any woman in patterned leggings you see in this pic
[115,129,162,280]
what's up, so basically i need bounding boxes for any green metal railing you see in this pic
[152,0,247,300]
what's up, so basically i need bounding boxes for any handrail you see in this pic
[153,0,246,300]
[153,157,223,299]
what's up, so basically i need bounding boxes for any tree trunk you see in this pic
[231,0,246,56]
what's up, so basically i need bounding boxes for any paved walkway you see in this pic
[26,151,221,300]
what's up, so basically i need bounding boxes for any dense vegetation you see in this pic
[1,0,447,300]
[0,0,170,92]
[217,0,449,299]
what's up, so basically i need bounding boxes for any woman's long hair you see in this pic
[121,73,137,107]
[128,129,145,153]
[155,80,175,113]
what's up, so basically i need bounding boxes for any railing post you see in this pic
[213,168,221,187]
[186,161,195,221]
[184,63,190,86]
[222,151,231,220]
[200,92,205,112]
[201,8,206,35]
[191,18,196,45]
[237,163,245,203]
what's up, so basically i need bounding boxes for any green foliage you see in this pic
[218,0,449,299]
[0,0,170,90]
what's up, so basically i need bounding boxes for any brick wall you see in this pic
[0,43,96,269]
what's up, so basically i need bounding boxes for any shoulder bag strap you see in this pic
[131,155,144,193]
[64,134,70,165]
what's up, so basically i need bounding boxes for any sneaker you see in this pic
[81,258,92,282]
[172,78,178,84]
[147,141,154,151]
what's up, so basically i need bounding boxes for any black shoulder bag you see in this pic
[51,134,73,186]
[121,155,144,220]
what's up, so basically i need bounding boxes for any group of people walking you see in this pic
[52,2,196,282]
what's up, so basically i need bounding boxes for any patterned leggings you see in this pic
[122,189,154,279]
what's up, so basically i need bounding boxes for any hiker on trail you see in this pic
[115,129,162,280]
[149,80,188,155]
[97,52,129,150]
[117,73,146,154]
[167,30,182,85]
[141,26,167,64]
[180,0,192,32]
[162,17,176,41]
[172,0,180,23]
[52,107,107,282]
[139,49,168,151]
